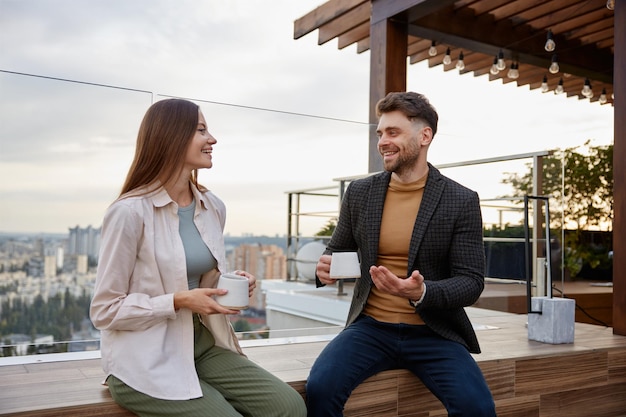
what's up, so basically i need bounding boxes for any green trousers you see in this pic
[107,315,306,417]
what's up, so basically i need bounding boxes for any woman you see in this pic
[90,98,306,417]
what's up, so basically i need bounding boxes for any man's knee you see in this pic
[305,364,351,416]
[304,366,329,399]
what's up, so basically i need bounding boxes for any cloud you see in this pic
[0,0,614,236]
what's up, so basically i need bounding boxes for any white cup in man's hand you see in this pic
[215,273,249,309]
[329,252,361,279]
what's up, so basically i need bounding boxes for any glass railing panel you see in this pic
[3,71,611,365]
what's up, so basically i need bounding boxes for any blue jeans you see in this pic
[306,315,496,417]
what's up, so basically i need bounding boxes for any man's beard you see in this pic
[382,140,420,176]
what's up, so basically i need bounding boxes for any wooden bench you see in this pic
[0,354,445,417]
[2,309,626,416]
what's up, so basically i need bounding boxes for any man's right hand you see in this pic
[316,254,337,285]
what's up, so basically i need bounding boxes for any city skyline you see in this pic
[0,1,614,237]
[0,230,287,355]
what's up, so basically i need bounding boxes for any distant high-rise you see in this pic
[228,244,287,280]
[44,247,57,278]
[63,254,90,275]
[67,225,101,258]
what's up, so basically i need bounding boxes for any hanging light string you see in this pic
[497,0,611,96]
[427,0,602,61]
[426,0,611,100]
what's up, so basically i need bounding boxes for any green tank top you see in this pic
[178,199,217,289]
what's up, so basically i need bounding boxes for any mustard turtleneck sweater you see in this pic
[363,172,427,325]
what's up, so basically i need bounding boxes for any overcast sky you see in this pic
[0,0,614,237]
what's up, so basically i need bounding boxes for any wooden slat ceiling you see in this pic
[295,0,615,105]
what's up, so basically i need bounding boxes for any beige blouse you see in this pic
[90,183,241,400]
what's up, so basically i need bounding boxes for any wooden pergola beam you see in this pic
[294,0,367,40]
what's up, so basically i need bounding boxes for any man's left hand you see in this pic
[370,265,424,300]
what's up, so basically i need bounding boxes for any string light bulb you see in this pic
[545,30,556,52]
[443,47,452,65]
[581,79,593,98]
[607,0,615,10]
[549,54,559,74]
[496,50,506,71]
[506,63,514,78]
[507,62,519,79]
[555,78,564,94]
[428,41,437,57]
[490,56,499,75]
[456,51,465,70]
[541,75,549,93]
[599,88,607,104]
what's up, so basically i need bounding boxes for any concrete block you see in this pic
[528,297,575,344]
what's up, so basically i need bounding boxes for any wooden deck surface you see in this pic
[1,306,625,416]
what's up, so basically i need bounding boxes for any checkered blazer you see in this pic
[323,163,485,353]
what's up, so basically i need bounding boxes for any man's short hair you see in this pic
[375,92,439,137]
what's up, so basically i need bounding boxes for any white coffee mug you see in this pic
[329,252,361,279]
[215,273,249,309]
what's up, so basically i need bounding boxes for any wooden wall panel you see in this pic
[493,395,540,417]
[480,359,516,399]
[344,371,399,416]
[540,382,626,417]
[396,371,442,414]
[609,349,626,383]
[515,352,608,396]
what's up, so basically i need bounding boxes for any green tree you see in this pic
[501,141,613,277]
[0,288,92,350]
[315,219,337,237]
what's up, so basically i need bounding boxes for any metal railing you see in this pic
[285,151,557,296]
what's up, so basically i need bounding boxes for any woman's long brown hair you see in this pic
[120,99,204,197]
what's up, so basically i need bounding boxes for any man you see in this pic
[305,92,497,416]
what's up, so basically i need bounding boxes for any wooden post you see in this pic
[368,0,408,173]
[613,0,625,336]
